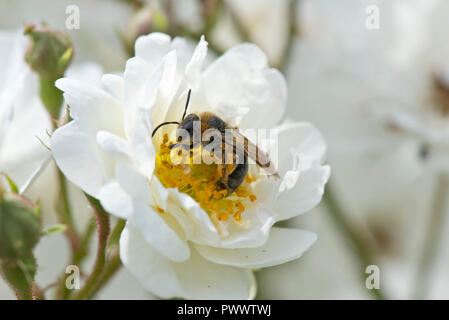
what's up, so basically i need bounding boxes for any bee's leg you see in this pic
[217,145,249,196]
[217,163,232,195]
[226,155,248,194]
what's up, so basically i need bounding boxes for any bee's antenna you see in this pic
[182,89,192,121]
[151,121,180,137]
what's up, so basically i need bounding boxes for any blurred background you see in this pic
[1,0,449,299]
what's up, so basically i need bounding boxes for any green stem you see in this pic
[224,1,251,43]
[40,76,63,120]
[57,217,96,299]
[54,168,84,300]
[73,195,110,300]
[107,219,126,250]
[32,283,45,300]
[56,169,81,256]
[42,77,83,296]
[81,219,125,300]
[73,217,96,266]
[413,173,449,299]
[278,0,300,71]
[323,183,386,300]
[86,247,122,300]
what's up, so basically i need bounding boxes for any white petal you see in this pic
[127,201,190,262]
[195,227,317,268]
[274,165,331,221]
[214,205,277,249]
[172,36,198,69]
[0,31,28,92]
[120,224,181,298]
[18,154,52,194]
[135,33,172,70]
[123,56,153,110]
[98,181,133,220]
[151,50,183,126]
[272,121,328,177]
[125,105,156,179]
[168,189,222,245]
[0,96,52,192]
[185,35,208,89]
[115,163,151,203]
[120,225,255,299]
[96,131,132,162]
[202,43,286,129]
[65,62,103,87]
[150,176,169,210]
[51,121,106,196]
[55,78,124,136]
[278,170,300,193]
[101,74,124,100]
[164,198,196,240]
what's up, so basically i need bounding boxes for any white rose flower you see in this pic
[51,33,330,299]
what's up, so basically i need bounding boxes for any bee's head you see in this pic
[178,113,200,140]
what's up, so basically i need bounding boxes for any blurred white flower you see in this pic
[51,33,330,299]
[364,0,449,172]
[217,0,290,66]
[0,30,51,193]
[166,0,291,66]
[0,29,105,221]
[279,0,449,299]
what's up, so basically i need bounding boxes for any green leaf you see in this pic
[1,254,37,300]
[42,224,67,237]
[1,174,19,194]
[0,197,41,260]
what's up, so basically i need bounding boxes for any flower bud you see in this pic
[24,24,73,80]
[24,24,73,119]
[0,191,41,261]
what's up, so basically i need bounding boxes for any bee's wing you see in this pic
[223,128,279,178]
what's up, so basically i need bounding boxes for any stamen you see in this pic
[155,134,257,224]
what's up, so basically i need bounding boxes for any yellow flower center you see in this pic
[155,134,257,223]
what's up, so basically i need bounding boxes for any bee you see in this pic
[152,89,279,195]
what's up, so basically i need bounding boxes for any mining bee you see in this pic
[152,89,279,195]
